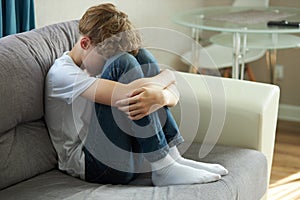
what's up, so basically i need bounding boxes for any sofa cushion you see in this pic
[0,144,267,200]
[0,21,79,190]
[0,20,79,134]
[0,120,57,190]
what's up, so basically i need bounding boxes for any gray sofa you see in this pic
[0,21,280,200]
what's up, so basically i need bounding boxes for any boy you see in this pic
[45,3,227,186]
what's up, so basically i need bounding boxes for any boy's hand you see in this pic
[115,86,165,120]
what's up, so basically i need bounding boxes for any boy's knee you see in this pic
[103,52,143,82]
[115,52,137,66]
[137,48,156,62]
[135,49,160,77]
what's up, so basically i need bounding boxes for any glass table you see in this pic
[173,6,300,82]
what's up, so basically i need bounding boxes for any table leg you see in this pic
[240,32,248,80]
[232,32,248,80]
[190,15,205,74]
[265,49,277,84]
[232,32,241,79]
[190,27,201,73]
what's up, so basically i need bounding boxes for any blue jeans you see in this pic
[83,49,184,184]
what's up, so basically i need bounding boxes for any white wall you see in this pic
[35,0,202,30]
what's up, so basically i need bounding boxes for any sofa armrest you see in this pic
[170,72,280,183]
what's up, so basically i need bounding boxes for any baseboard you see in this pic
[278,104,300,122]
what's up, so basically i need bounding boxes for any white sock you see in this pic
[151,154,221,186]
[169,146,229,176]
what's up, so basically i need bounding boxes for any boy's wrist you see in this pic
[162,86,179,107]
[162,89,173,107]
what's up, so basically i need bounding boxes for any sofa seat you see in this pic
[0,144,267,200]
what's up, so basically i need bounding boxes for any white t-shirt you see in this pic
[45,52,97,179]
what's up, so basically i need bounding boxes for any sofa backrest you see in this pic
[0,21,79,189]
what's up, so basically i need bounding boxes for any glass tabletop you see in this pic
[210,33,300,49]
[173,6,300,34]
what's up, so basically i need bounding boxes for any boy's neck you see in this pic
[69,47,83,68]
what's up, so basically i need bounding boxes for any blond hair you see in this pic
[79,3,141,56]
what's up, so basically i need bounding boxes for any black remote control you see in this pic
[267,20,300,27]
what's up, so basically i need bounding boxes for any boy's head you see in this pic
[79,3,141,57]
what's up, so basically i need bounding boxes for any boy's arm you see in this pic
[116,82,179,120]
[81,69,178,119]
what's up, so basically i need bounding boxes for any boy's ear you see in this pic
[80,36,92,50]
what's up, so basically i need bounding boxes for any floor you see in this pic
[268,120,300,200]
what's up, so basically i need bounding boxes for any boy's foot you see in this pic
[169,146,228,176]
[151,155,221,186]
[176,157,229,176]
